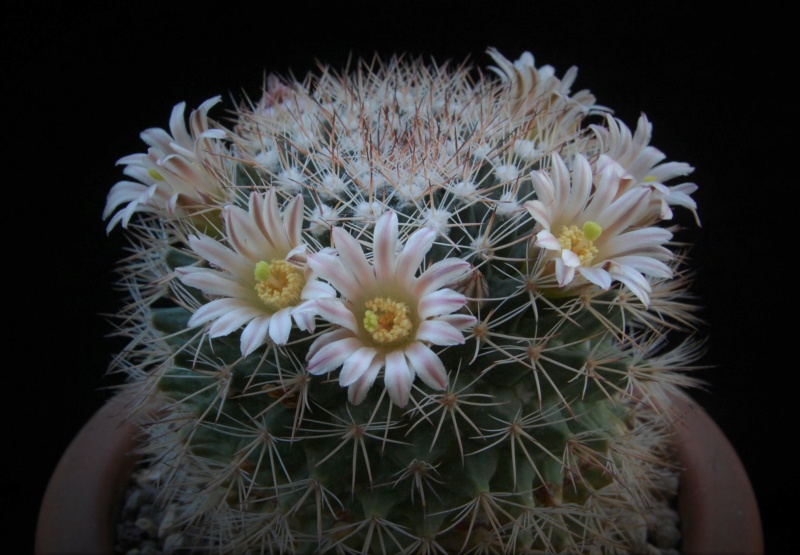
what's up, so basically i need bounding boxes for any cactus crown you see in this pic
[105,48,704,554]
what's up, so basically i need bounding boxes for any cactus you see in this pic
[104,48,704,554]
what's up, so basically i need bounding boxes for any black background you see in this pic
[6,2,790,552]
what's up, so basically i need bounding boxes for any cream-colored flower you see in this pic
[303,210,476,407]
[524,153,673,306]
[177,190,332,355]
[103,97,231,231]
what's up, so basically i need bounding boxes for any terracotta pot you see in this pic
[35,393,141,555]
[671,397,764,555]
[35,394,764,555]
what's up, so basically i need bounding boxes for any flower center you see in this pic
[363,297,413,346]
[557,222,602,265]
[254,260,305,312]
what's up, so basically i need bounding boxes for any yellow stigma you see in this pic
[557,222,601,265]
[254,260,305,312]
[147,168,164,181]
[363,297,413,346]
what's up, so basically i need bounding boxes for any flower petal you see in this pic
[332,226,374,288]
[268,307,293,345]
[306,335,362,376]
[312,299,359,333]
[373,210,398,283]
[416,319,467,346]
[384,350,413,407]
[535,230,561,251]
[208,306,264,337]
[339,347,378,387]
[404,342,448,391]
[417,288,467,319]
[414,258,471,298]
[187,234,251,277]
[395,226,436,289]
[178,267,253,298]
[577,266,612,290]
[307,252,362,301]
[347,357,384,405]
[241,316,271,356]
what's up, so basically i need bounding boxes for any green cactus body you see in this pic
[106,48,702,554]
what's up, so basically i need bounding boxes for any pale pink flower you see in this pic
[103,97,231,231]
[177,190,333,355]
[524,153,673,307]
[592,113,700,225]
[303,211,476,407]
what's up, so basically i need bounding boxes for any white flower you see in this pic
[592,114,699,224]
[303,211,476,407]
[524,153,674,306]
[177,190,333,355]
[103,97,231,231]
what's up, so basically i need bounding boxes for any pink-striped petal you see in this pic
[207,306,264,337]
[241,317,271,356]
[373,210,398,283]
[301,279,337,300]
[332,226,373,287]
[252,190,293,254]
[561,249,581,268]
[178,268,253,298]
[307,252,362,301]
[437,313,478,331]
[416,319,467,346]
[395,226,436,289]
[226,204,271,260]
[347,357,384,405]
[577,266,612,290]
[414,258,471,298]
[524,199,551,230]
[535,230,561,251]
[404,342,448,391]
[554,258,576,287]
[339,347,378,387]
[307,327,352,359]
[268,307,293,345]
[306,336,362,376]
[186,234,251,277]
[188,297,254,327]
[612,255,673,279]
[283,194,305,247]
[384,350,413,407]
[312,299,359,333]
[418,288,466,319]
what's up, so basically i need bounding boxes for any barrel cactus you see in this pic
[104,47,703,554]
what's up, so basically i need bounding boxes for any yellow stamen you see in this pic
[557,222,601,265]
[363,297,413,346]
[254,260,305,312]
[148,168,164,181]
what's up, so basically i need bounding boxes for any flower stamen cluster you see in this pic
[363,297,414,347]
[556,222,601,265]
[254,260,306,312]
